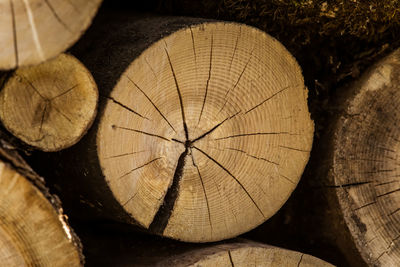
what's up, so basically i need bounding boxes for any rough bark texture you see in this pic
[310,48,400,266]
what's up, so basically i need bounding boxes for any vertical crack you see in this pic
[198,34,213,125]
[228,250,235,267]
[191,151,213,235]
[10,0,19,67]
[164,46,189,139]
[219,49,253,114]
[149,148,189,234]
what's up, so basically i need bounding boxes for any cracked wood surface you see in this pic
[96,22,314,242]
[0,53,98,151]
[0,0,102,69]
[156,240,333,267]
[330,49,400,266]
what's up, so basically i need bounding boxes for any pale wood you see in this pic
[0,0,102,69]
[157,240,333,267]
[30,16,313,243]
[96,22,313,242]
[0,53,98,151]
[0,140,82,266]
[327,48,400,266]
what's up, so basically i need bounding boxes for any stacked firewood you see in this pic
[0,1,399,266]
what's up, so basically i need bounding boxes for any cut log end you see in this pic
[332,49,400,266]
[0,0,102,69]
[0,53,98,152]
[157,241,333,267]
[97,22,314,242]
[0,160,82,266]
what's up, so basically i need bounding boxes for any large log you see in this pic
[30,13,314,242]
[0,0,102,70]
[318,48,400,266]
[0,53,98,152]
[0,134,83,266]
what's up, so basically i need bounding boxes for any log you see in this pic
[82,232,333,267]
[0,53,98,152]
[0,0,102,70]
[157,241,333,267]
[0,135,83,266]
[31,13,314,242]
[319,48,400,266]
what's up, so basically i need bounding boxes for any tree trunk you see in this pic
[0,53,98,152]
[0,0,102,69]
[317,48,400,266]
[0,133,83,266]
[29,11,314,243]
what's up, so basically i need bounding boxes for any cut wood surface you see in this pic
[0,137,83,266]
[31,14,313,243]
[0,0,102,70]
[326,48,400,266]
[82,233,333,267]
[157,240,334,267]
[0,53,98,152]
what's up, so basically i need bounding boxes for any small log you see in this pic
[0,136,83,266]
[31,13,314,242]
[0,53,98,152]
[0,0,102,69]
[320,48,400,266]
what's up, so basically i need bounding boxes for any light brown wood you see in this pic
[0,53,98,151]
[96,22,313,241]
[328,48,400,266]
[0,145,82,266]
[157,240,333,267]
[0,0,102,69]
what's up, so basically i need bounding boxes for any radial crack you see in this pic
[104,150,147,159]
[198,34,213,125]
[193,111,241,143]
[297,254,304,267]
[118,158,161,180]
[125,75,176,132]
[353,201,376,211]
[214,132,289,141]
[228,27,241,71]
[191,151,213,234]
[112,125,170,142]
[193,146,265,218]
[219,49,253,114]
[10,0,18,67]
[149,148,189,234]
[51,84,78,100]
[228,250,235,267]
[225,147,279,165]
[19,74,46,100]
[102,95,149,120]
[43,0,72,32]
[279,145,310,152]
[244,86,290,114]
[377,187,400,198]
[164,46,189,139]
